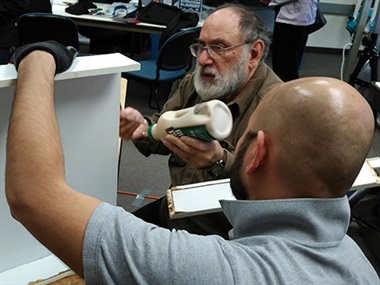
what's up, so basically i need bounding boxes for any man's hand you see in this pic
[119,107,149,140]
[163,135,224,169]
[10,40,78,74]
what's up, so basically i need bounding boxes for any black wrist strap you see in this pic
[11,40,78,74]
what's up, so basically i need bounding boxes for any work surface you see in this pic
[53,1,174,34]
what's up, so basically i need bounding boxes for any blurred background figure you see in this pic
[259,0,318,82]
[0,0,30,64]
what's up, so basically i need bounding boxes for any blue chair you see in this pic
[122,26,201,111]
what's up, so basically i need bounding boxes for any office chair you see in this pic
[122,26,201,111]
[17,13,80,50]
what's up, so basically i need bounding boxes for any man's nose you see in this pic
[198,48,213,66]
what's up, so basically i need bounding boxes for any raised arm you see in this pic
[5,45,101,277]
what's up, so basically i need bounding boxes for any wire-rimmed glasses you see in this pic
[189,41,253,59]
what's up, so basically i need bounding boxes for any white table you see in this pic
[0,53,139,283]
[167,158,380,219]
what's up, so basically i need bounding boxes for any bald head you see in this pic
[246,77,374,198]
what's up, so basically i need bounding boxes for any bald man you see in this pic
[6,47,378,284]
[231,77,375,201]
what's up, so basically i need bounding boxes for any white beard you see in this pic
[194,52,250,101]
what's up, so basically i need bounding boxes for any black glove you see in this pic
[65,1,97,16]
[10,41,78,74]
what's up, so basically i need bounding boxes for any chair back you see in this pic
[17,13,79,50]
[156,26,200,75]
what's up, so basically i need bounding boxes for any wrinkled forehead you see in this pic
[201,8,243,43]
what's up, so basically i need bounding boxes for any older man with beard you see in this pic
[119,3,282,238]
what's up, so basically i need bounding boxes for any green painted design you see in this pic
[165,125,214,142]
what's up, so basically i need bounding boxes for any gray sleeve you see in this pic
[83,203,234,285]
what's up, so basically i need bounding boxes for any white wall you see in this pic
[307,0,357,49]
[0,54,140,280]
[254,0,357,50]
[307,14,353,49]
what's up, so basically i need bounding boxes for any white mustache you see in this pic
[198,66,219,77]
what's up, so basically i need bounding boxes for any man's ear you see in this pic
[245,130,266,174]
[250,39,264,63]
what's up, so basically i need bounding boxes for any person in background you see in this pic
[259,0,318,82]
[0,0,29,64]
[5,41,379,282]
[119,3,282,238]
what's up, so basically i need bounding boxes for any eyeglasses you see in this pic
[189,41,253,59]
